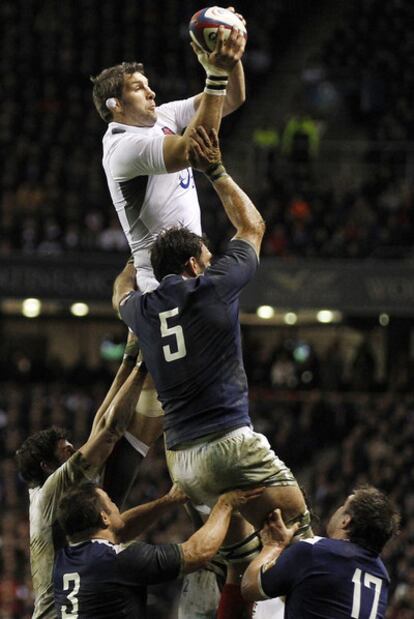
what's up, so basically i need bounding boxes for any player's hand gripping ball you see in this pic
[189,6,247,53]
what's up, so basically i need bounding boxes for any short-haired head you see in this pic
[16,427,69,487]
[344,485,400,554]
[91,61,145,123]
[150,226,206,282]
[57,482,105,540]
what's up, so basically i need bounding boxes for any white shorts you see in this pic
[166,426,297,509]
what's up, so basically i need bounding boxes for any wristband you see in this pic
[205,161,229,183]
[204,74,228,96]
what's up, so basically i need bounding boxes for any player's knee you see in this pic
[219,531,262,564]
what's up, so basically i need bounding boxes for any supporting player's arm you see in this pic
[180,487,264,573]
[90,329,139,436]
[112,259,137,314]
[78,360,148,469]
[241,509,299,601]
[189,126,266,255]
[116,484,188,543]
[163,26,246,172]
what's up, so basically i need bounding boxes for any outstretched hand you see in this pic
[166,483,188,505]
[188,127,222,172]
[260,508,300,548]
[218,486,265,509]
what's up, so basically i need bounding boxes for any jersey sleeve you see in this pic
[109,133,167,180]
[259,541,313,599]
[206,239,259,304]
[39,451,98,523]
[156,96,197,133]
[119,290,143,335]
[116,541,183,585]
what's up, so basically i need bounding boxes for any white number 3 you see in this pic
[62,572,80,618]
[159,308,187,362]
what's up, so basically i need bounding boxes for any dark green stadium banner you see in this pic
[1,255,414,313]
[241,258,414,314]
[0,255,125,302]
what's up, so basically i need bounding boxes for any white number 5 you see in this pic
[351,568,382,619]
[159,308,187,362]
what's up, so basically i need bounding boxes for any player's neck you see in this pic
[69,528,115,545]
[330,531,350,542]
[90,528,116,543]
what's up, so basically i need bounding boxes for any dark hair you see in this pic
[15,427,69,487]
[151,226,205,281]
[90,61,145,122]
[57,482,105,538]
[345,485,400,554]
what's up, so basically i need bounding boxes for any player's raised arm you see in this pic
[112,258,137,314]
[117,484,188,543]
[180,487,264,573]
[90,328,139,436]
[163,24,246,173]
[189,126,265,255]
[78,359,148,470]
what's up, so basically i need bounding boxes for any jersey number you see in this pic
[159,308,187,362]
[62,572,80,618]
[351,568,383,619]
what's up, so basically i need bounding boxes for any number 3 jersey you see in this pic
[259,536,390,619]
[53,538,182,618]
[120,239,258,449]
[102,96,201,289]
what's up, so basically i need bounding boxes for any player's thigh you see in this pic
[239,484,307,531]
[167,427,297,506]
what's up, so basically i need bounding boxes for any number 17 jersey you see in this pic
[259,537,390,619]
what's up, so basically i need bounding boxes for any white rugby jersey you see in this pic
[28,452,98,619]
[102,96,202,288]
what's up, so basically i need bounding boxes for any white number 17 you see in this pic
[159,308,187,362]
[351,568,383,619]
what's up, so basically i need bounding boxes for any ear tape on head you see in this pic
[105,98,117,111]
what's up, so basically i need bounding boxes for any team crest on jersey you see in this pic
[162,127,175,135]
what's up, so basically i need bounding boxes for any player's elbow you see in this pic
[181,541,216,574]
[256,217,266,240]
[240,575,260,602]
[163,136,190,173]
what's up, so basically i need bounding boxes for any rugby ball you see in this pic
[189,6,247,53]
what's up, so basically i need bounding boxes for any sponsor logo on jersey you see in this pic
[179,169,193,189]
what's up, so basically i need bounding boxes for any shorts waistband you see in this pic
[170,425,251,450]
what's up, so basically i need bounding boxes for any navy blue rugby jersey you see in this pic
[260,537,390,619]
[53,538,182,618]
[120,239,258,448]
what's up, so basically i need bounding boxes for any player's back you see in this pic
[53,540,145,618]
[120,240,259,448]
[284,537,389,619]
